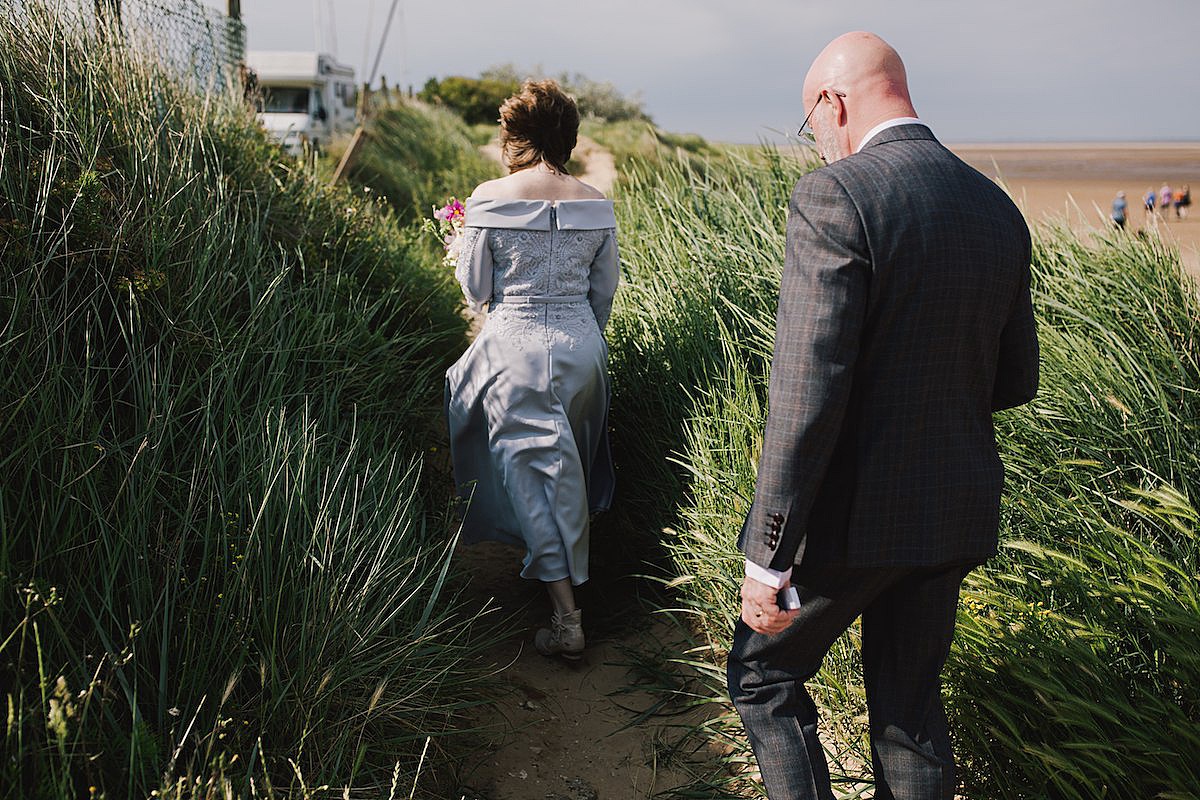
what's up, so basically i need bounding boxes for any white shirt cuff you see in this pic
[745,559,792,589]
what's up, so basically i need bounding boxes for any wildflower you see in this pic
[47,677,76,742]
[426,196,468,269]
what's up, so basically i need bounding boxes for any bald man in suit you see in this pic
[727,32,1039,799]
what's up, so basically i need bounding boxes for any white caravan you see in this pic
[246,51,357,155]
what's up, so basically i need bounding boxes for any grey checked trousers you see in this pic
[727,562,975,800]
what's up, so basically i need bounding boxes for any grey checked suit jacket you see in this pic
[741,124,1039,571]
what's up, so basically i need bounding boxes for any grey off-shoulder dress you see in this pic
[445,198,619,585]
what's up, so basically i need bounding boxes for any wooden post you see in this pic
[226,0,246,92]
[355,81,370,120]
[331,127,368,185]
[331,83,372,186]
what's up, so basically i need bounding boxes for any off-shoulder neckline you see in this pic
[464,197,616,231]
[466,197,612,208]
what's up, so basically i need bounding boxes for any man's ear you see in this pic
[828,91,848,127]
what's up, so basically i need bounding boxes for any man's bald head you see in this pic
[802,32,918,163]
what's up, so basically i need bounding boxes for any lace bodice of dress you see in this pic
[486,226,608,299]
[455,198,621,334]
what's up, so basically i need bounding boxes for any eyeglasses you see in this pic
[797,89,846,144]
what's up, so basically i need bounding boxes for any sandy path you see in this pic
[571,136,618,195]
[452,542,700,799]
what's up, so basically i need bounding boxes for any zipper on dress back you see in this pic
[548,205,556,296]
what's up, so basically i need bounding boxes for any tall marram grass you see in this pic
[1,4,493,797]
[333,99,502,220]
[946,226,1200,798]
[605,146,812,532]
[607,143,1200,797]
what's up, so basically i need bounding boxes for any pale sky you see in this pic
[201,0,1199,144]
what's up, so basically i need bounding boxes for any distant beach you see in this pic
[950,142,1200,276]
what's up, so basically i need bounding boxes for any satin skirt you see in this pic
[445,300,615,585]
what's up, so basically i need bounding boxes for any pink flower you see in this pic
[435,197,465,223]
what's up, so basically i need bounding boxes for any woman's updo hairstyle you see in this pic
[499,79,579,174]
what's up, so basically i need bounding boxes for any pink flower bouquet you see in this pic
[427,197,466,269]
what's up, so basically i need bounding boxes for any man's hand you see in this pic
[741,575,800,635]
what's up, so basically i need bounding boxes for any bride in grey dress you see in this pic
[445,80,618,660]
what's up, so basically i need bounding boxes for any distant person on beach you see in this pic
[1176,184,1190,219]
[1111,191,1128,229]
[1145,187,1158,217]
[446,80,618,662]
[1160,183,1174,215]
[726,31,1038,800]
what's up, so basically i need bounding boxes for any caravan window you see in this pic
[259,87,311,114]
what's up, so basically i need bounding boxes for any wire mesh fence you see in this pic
[5,0,245,93]
[121,0,245,92]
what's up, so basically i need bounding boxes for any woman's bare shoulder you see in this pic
[571,179,606,200]
[468,177,510,200]
[469,173,606,202]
